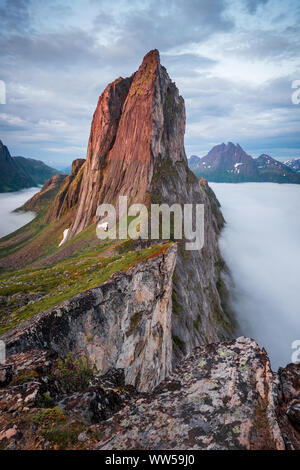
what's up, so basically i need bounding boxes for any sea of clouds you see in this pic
[0,187,39,238]
[210,182,300,370]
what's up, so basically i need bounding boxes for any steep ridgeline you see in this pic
[189,143,300,183]
[0,140,35,192]
[47,49,235,361]
[0,140,62,192]
[284,158,300,173]
[16,174,66,213]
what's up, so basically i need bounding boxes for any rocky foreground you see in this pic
[0,337,300,450]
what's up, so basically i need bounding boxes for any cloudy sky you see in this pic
[0,0,299,167]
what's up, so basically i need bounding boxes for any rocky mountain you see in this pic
[0,140,36,192]
[254,154,300,183]
[16,174,66,213]
[1,50,299,450]
[189,143,300,183]
[45,49,235,362]
[1,332,300,449]
[46,159,85,222]
[13,156,61,186]
[0,140,62,192]
[284,158,300,173]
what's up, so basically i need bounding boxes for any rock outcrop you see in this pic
[1,244,177,392]
[16,174,66,213]
[46,159,86,222]
[1,337,300,450]
[94,337,286,450]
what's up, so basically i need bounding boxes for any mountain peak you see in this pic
[141,49,160,66]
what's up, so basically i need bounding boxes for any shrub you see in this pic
[42,422,85,449]
[33,407,66,426]
[36,392,55,409]
[52,353,98,394]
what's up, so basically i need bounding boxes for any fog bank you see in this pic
[0,188,39,238]
[210,183,300,371]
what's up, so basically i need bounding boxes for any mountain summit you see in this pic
[188,143,300,183]
[49,49,189,236]
[0,140,62,192]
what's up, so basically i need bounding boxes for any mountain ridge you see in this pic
[0,140,63,192]
[189,143,300,183]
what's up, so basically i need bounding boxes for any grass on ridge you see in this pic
[0,240,172,335]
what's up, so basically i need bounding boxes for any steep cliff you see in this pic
[47,50,235,360]
[1,244,177,392]
[46,159,86,222]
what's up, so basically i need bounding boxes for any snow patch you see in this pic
[59,228,70,247]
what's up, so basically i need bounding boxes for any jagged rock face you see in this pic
[1,338,300,450]
[18,174,66,213]
[54,50,235,359]
[1,245,177,392]
[94,338,286,450]
[46,158,85,222]
[67,49,186,238]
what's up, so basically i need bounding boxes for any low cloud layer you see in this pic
[211,182,300,370]
[0,187,38,237]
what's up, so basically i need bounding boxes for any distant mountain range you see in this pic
[284,158,300,173]
[188,142,300,184]
[0,140,63,192]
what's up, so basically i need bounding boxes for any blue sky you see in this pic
[0,0,299,167]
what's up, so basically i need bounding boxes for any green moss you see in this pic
[172,334,185,350]
[11,370,38,385]
[193,314,202,330]
[33,407,85,449]
[172,290,182,317]
[126,311,143,337]
[33,407,66,426]
[0,242,171,334]
[51,353,98,394]
[42,422,85,450]
[36,392,55,409]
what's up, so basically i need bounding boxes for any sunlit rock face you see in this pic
[47,50,235,359]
